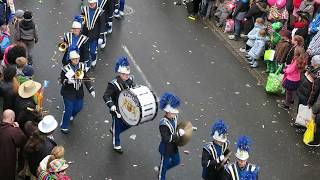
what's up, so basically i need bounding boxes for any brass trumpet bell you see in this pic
[58,42,68,52]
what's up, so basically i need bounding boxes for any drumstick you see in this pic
[115,110,122,118]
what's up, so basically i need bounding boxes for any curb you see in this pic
[202,19,267,86]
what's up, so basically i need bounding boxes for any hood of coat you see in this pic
[19,20,35,30]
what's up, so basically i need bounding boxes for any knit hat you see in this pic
[22,65,34,77]
[15,10,25,18]
[23,11,33,21]
[49,159,69,173]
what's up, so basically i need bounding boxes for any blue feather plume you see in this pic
[115,56,130,72]
[236,135,251,152]
[211,119,228,135]
[159,92,181,110]
[73,15,83,24]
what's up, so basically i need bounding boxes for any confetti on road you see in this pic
[132,164,138,167]
[104,120,109,123]
[234,92,240,95]
[183,150,190,155]
[245,84,251,87]
[192,126,198,131]
[129,134,136,140]
[166,82,171,85]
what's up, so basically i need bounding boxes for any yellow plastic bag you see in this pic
[303,119,315,145]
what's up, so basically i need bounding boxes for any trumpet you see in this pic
[58,42,68,52]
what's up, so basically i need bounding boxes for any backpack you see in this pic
[0,0,10,26]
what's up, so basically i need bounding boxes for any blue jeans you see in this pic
[234,19,241,37]
[158,152,181,180]
[61,97,83,129]
[86,39,98,67]
[112,115,131,146]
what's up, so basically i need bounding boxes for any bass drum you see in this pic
[118,85,158,126]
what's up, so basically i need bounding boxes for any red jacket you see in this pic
[293,0,303,8]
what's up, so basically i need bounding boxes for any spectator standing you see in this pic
[274,30,292,71]
[16,11,38,65]
[0,65,20,111]
[228,0,250,41]
[242,0,268,35]
[38,159,71,180]
[0,109,27,180]
[278,47,307,110]
[248,29,267,68]
[285,35,304,65]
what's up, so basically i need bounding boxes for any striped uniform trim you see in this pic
[204,141,229,165]
[98,0,108,9]
[158,155,164,180]
[227,163,239,180]
[64,33,88,48]
[160,117,177,142]
[111,80,122,91]
[81,6,104,30]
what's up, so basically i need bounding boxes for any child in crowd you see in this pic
[247,29,267,68]
[0,25,11,59]
[278,47,307,110]
[240,18,264,53]
[37,145,65,176]
[269,22,282,48]
[16,56,34,83]
[272,30,292,73]
[285,35,304,65]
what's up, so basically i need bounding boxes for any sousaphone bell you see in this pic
[58,42,68,52]
[177,121,193,146]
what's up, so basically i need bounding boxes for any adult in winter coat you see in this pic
[0,65,19,111]
[228,0,250,40]
[297,55,320,106]
[16,11,38,65]
[24,130,57,177]
[243,0,268,35]
[305,56,320,147]
[307,30,320,57]
[0,109,27,180]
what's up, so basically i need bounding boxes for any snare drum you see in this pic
[118,85,158,126]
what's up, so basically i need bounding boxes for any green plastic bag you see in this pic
[265,64,283,94]
[264,49,275,61]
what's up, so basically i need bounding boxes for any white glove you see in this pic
[110,105,117,112]
[98,38,103,45]
[178,129,185,136]
[91,91,96,98]
[219,155,225,162]
[67,79,75,84]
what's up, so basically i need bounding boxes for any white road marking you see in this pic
[122,44,155,94]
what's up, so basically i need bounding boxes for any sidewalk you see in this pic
[201,18,300,122]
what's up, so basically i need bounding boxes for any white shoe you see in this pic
[70,116,74,121]
[228,35,235,40]
[250,61,258,68]
[114,9,120,18]
[100,43,106,49]
[239,48,247,53]
[119,11,124,16]
[91,60,97,67]
[107,28,112,34]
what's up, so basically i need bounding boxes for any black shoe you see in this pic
[306,141,320,147]
[278,103,289,110]
[113,146,123,154]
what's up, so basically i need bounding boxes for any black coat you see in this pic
[15,96,37,126]
[60,63,94,100]
[81,6,105,39]
[232,0,249,17]
[0,81,17,111]
[159,118,179,156]
[103,76,135,114]
[24,137,57,176]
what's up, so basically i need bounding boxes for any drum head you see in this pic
[118,90,142,126]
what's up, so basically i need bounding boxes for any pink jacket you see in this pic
[284,58,301,82]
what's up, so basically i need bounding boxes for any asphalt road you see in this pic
[16,0,320,179]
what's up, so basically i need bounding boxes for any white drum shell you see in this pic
[118,85,158,126]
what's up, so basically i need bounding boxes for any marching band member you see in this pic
[114,0,125,18]
[98,0,108,45]
[106,0,116,34]
[158,92,183,180]
[60,50,95,134]
[81,0,105,71]
[102,56,135,154]
[202,119,230,180]
[61,16,89,66]
[224,136,260,180]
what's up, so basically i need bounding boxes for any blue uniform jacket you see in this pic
[224,162,260,180]
[159,116,179,156]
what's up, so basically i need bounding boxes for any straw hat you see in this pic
[18,80,41,98]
